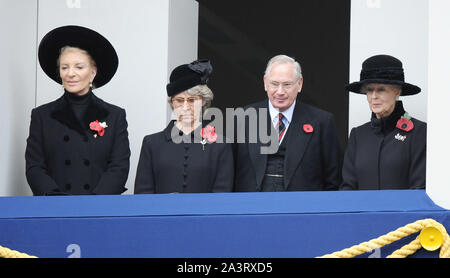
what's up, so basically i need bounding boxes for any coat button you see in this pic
[65,184,71,190]
[65,160,71,166]
[84,160,90,166]
[63,135,70,142]
[84,184,90,190]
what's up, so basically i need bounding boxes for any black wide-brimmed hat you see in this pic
[38,25,118,88]
[346,55,421,96]
[166,59,213,97]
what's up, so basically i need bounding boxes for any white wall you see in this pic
[167,0,199,121]
[426,0,450,209]
[0,0,198,196]
[0,0,38,196]
[349,0,429,130]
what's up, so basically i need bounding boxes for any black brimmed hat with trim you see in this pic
[38,25,118,88]
[346,55,421,96]
[166,59,213,97]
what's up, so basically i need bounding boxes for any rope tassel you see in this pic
[318,218,450,258]
[0,245,37,258]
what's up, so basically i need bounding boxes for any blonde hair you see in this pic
[57,46,97,68]
[57,46,97,88]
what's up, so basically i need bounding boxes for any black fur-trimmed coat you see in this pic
[25,93,130,195]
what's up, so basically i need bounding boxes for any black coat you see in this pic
[25,93,130,195]
[341,101,426,190]
[234,100,343,191]
[134,121,234,193]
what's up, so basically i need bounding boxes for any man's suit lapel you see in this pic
[284,102,314,189]
[247,101,274,190]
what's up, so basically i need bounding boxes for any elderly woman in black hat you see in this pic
[134,60,234,194]
[25,25,130,195]
[341,54,426,190]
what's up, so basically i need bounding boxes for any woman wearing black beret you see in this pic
[25,25,130,195]
[341,55,426,190]
[134,59,234,193]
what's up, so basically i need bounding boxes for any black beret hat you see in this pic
[166,59,213,97]
[38,25,118,88]
[346,54,421,96]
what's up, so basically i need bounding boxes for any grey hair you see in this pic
[264,55,302,80]
[168,84,214,111]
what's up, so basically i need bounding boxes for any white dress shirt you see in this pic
[268,100,296,144]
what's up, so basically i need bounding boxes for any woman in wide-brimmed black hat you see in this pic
[25,25,130,195]
[134,59,234,194]
[341,54,426,190]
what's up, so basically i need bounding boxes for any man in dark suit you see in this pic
[234,55,342,192]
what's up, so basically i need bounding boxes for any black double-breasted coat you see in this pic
[134,121,234,193]
[341,101,426,190]
[25,92,131,195]
[233,100,343,192]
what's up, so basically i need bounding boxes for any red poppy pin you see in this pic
[89,120,108,138]
[200,125,217,150]
[396,112,414,132]
[303,124,314,134]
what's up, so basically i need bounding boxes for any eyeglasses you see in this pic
[171,97,202,107]
[267,81,297,91]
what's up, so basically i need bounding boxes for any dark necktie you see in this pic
[278,113,286,142]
